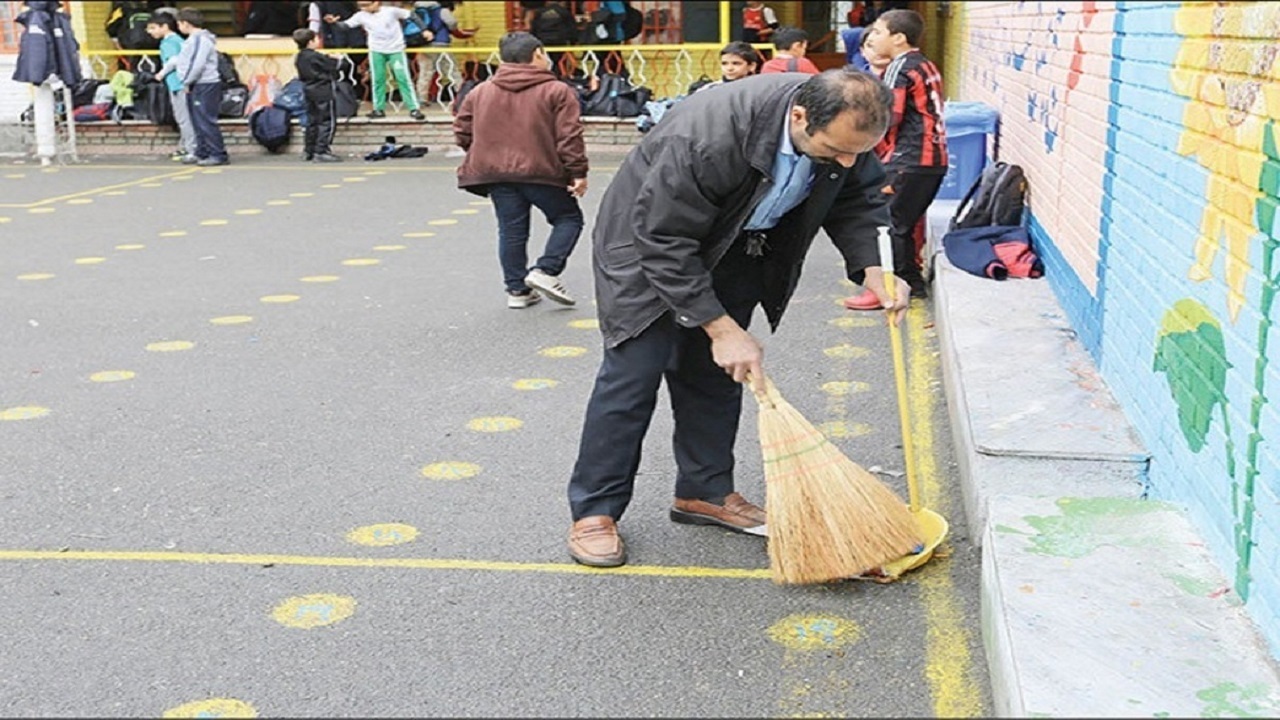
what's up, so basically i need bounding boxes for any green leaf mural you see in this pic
[1153,299,1230,452]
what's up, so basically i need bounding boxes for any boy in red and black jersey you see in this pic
[848,8,947,306]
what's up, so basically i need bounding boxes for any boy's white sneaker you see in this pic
[507,290,542,309]
[524,269,575,306]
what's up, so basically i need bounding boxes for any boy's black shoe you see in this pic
[313,153,342,163]
[303,152,313,162]
[409,109,425,121]
[367,109,385,119]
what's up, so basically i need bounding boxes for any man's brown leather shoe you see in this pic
[670,492,768,536]
[568,515,627,567]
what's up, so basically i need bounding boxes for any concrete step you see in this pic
[984,494,1280,717]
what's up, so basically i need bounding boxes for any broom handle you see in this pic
[879,228,923,512]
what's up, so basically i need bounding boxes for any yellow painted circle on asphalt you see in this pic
[820,381,871,397]
[162,698,257,718]
[4,173,24,179]
[321,183,342,189]
[67,198,94,205]
[567,319,599,330]
[147,340,196,352]
[767,614,861,651]
[266,200,292,206]
[373,245,406,251]
[159,230,187,237]
[89,370,135,383]
[343,176,367,182]
[420,461,482,480]
[451,208,479,215]
[28,207,55,214]
[817,421,874,439]
[342,258,380,266]
[824,344,871,359]
[261,294,301,304]
[200,219,228,226]
[513,378,559,390]
[0,406,51,421]
[210,315,253,325]
[428,219,458,226]
[290,192,315,198]
[539,346,588,358]
[346,523,419,547]
[115,244,145,250]
[467,416,523,433]
[235,209,263,215]
[74,257,106,265]
[271,593,356,629]
[0,217,10,223]
[402,231,436,238]
[17,273,54,281]
[829,316,879,329]
[300,275,339,283]
[140,182,163,187]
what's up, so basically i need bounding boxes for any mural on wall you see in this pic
[1161,1,1280,600]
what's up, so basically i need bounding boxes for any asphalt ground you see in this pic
[0,155,991,718]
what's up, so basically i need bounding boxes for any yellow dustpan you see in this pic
[864,227,949,581]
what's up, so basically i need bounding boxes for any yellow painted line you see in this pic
[0,549,773,580]
[906,305,982,718]
[0,169,200,208]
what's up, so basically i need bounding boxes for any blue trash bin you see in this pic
[936,101,999,200]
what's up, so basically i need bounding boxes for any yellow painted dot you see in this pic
[28,207,55,214]
[346,523,419,547]
[235,209,263,215]
[0,217,10,223]
[428,219,458,226]
[372,245,406,251]
[115,244,145,250]
[343,176,368,182]
[468,200,491,206]
[539,346,588,358]
[767,614,861,651]
[512,378,559,390]
[261,294,301,304]
[363,170,385,176]
[421,461,482,480]
[451,208,479,215]
[824,344,871,360]
[103,190,127,196]
[817,421,874,439]
[139,182,163,187]
[0,406,50,421]
[200,219,228,226]
[89,370,136,383]
[162,698,257,719]
[159,230,187,237]
[74,257,106,265]
[290,192,315,198]
[41,168,58,173]
[567,319,599,330]
[342,258,380,266]
[271,593,356,629]
[402,231,436,238]
[210,315,253,325]
[17,273,54,281]
[820,381,871,397]
[146,340,196,352]
[829,316,879,329]
[266,200,292,206]
[171,175,193,181]
[201,169,223,174]
[466,416,524,433]
[66,198,94,205]
[300,275,339,283]
[321,183,342,189]
[4,173,24,179]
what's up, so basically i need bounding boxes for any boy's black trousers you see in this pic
[304,87,336,156]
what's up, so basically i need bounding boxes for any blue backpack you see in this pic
[249,106,291,153]
[404,5,448,46]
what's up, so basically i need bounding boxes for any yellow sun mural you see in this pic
[1170,2,1280,321]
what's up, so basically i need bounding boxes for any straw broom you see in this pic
[754,373,923,584]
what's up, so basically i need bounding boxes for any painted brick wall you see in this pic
[948,1,1280,654]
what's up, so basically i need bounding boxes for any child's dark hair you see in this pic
[878,9,925,47]
[720,41,761,69]
[772,27,808,51]
[293,28,316,49]
[176,7,205,28]
[148,12,177,32]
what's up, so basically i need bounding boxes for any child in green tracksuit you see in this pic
[327,0,427,120]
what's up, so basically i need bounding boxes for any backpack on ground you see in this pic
[581,74,652,118]
[249,105,292,152]
[218,53,243,88]
[950,161,1027,230]
[71,79,107,109]
[333,55,360,118]
[274,78,308,126]
[244,73,282,116]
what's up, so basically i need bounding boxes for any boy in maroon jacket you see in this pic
[454,32,589,309]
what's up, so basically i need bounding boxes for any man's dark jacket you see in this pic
[592,72,891,349]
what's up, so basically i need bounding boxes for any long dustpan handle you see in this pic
[879,228,923,512]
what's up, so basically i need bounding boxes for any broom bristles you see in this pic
[756,377,922,584]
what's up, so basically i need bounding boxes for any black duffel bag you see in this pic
[581,73,651,118]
